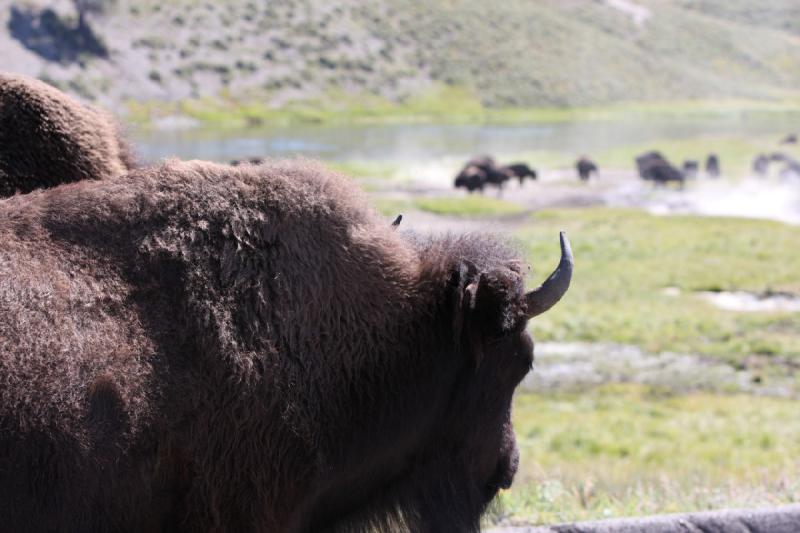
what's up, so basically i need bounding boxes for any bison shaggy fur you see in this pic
[0,72,136,198]
[0,159,567,532]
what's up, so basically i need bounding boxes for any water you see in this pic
[131,113,797,164]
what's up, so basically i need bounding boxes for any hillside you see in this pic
[2,0,799,123]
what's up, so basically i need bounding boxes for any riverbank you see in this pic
[127,95,800,130]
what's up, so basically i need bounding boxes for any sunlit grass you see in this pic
[125,91,800,129]
[491,384,800,526]
[413,196,526,217]
[371,197,414,217]
[518,208,800,361]
[325,161,408,182]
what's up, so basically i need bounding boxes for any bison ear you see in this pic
[451,260,476,340]
[451,262,485,371]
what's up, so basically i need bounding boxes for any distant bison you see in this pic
[779,157,800,180]
[504,162,538,186]
[636,151,685,187]
[0,159,572,532]
[752,154,769,176]
[576,157,598,181]
[682,160,699,179]
[454,157,538,192]
[472,156,513,189]
[454,163,488,192]
[779,134,797,145]
[705,153,720,178]
[0,72,136,198]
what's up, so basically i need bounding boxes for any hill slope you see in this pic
[1,0,799,120]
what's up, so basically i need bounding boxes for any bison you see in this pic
[504,162,538,186]
[576,157,598,181]
[454,163,488,193]
[779,158,800,180]
[0,72,136,198]
[682,160,699,179]
[705,153,720,178]
[456,156,513,191]
[636,151,685,187]
[752,154,770,177]
[0,159,572,532]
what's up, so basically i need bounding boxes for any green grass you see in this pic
[492,384,800,526]
[518,208,800,361]
[371,197,414,217]
[325,161,408,183]
[413,196,526,217]
[126,92,800,129]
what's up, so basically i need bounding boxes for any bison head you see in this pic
[412,232,573,528]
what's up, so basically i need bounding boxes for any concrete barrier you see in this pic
[489,504,800,532]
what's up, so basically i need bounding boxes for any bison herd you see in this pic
[454,156,538,192]
[0,73,574,532]
[454,155,602,192]
[453,151,731,192]
[454,132,800,193]
[752,152,800,180]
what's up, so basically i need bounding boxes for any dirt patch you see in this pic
[523,342,799,397]
[699,291,800,313]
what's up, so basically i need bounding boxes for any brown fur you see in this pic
[0,159,541,532]
[0,72,136,198]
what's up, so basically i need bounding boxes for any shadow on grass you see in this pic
[8,5,107,63]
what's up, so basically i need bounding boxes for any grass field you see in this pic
[372,194,527,218]
[491,384,800,526]
[412,196,525,217]
[127,93,800,130]
[479,207,800,525]
[518,208,800,362]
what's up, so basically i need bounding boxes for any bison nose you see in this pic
[485,440,520,501]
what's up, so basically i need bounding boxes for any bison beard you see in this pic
[0,160,571,532]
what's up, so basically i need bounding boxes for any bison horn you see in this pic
[525,231,573,318]
[391,214,403,229]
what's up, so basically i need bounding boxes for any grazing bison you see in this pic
[0,159,572,533]
[682,160,699,179]
[504,162,538,186]
[454,163,487,192]
[780,134,797,145]
[463,156,512,190]
[779,158,800,180]
[705,153,720,178]
[576,157,598,181]
[752,154,770,176]
[0,72,136,198]
[636,151,685,187]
